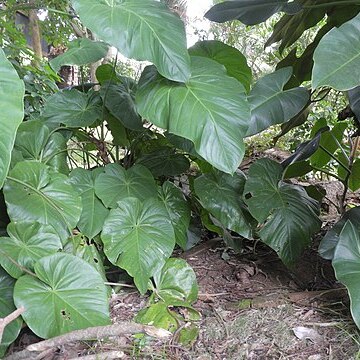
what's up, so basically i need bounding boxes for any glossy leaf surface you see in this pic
[50,38,109,72]
[244,159,321,266]
[153,258,198,306]
[0,48,25,188]
[101,197,175,294]
[0,222,62,279]
[95,163,157,208]
[69,168,109,239]
[189,40,252,92]
[4,161,82,242]
[14,253,110,339]
[194,170,254,238]
[319,207,360,260]
[43,89,102,127]
[205,0,301,25]
[158,182,190,250]
[101,79,143,131]
[71,0,190,82]
[313,13,360,90]
[246,68,309,136]
[333,222,360,329]
[136,57,250,174]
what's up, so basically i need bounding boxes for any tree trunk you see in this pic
[28,7,42,64]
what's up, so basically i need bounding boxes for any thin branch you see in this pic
[69,351,125,360]
[0,307,25,344]
[5,323,171,360]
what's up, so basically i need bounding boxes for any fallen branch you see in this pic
[69,351,125,360]
[0,307,25,344]
[5,322,171,360]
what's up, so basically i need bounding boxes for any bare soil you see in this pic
[8,232,360,360]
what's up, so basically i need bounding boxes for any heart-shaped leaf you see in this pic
[43,89,102,127]
[0,221,62,279]
[158,182,190,250]
[246,67,310,136]
[136,57,250,174]
[0,267,22,356]
[69,168,109,239]
[71,0,190,82]
[14,120,69,174]
[189,40,252,92]
[194,170,254,238]
[4,161,82,242]
[0,48,25,188]
[319,207,360,260]
[50,38,109,72]
[95,163,157,208]
[153,258,198,306]
[205,0,301,25]
[332,221,360,329]
[313,13,360,90]
[101,197,175,294]
[14,253,110,339]
[244,159,321,266]
[101,79,143,131]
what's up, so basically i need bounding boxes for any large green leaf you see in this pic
[332,222,360,329]
[205,0,301,25]
[71,0,190,82]
[0,48,25,188]
[101,79,143,131]
[101,197,175,294]
[244,159,321,266]
[69,168,109,239]
[153,258,198,306]
[312,13,360,90]
[13,120,69,174]
[0,221,62,279]
[14,253,110,339]
[189,40,252,92]
[50,38,109,72]
[158,181,190,250]
[194,170,254,238]
[136,57,250,174]
[0,267,22,356]
[43,89,102,127]
[95,163,157,208]
[319,207,360,260]
[246,67,310,136]
[4,161,82,242]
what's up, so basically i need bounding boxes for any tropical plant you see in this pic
[1,0,360,357]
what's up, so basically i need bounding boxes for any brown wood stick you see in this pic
[0,307,25,344]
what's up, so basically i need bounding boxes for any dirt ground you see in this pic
[9,232,359,360]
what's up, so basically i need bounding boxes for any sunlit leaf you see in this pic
[0,48,24,188]
[136,57,250,174]
[71,0,190,82]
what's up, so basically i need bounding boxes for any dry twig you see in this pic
[0,307,25,344]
